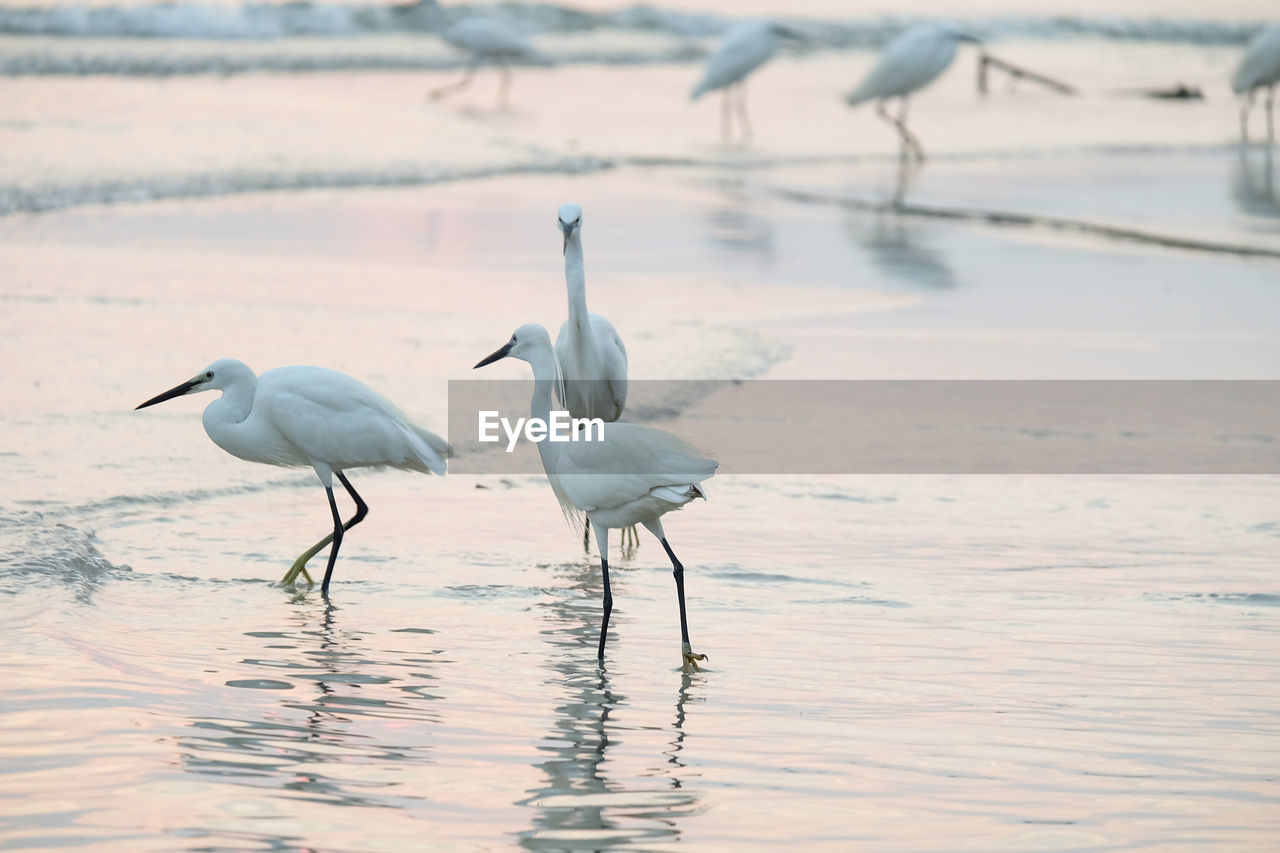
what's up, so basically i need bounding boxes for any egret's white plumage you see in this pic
[430,17,544,106]
[136,358,447,592]
[845,24,979,161]
[691,20,802,143]
[1231,22,1280,143]
[553,202,634,549]
[474,324,716,671]
[554,204,628,425]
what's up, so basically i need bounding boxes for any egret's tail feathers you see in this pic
[408,426,449,475]
[690,81,711,101]
[650,482,709,505]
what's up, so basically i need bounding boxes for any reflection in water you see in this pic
[1233,144,1280,219]
[173,598,445,841]
[520,562,700,850]
[891,150,924,205]
[702,174,775,263]
[846,213,956,290]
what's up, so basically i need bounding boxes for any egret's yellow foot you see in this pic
[681,643,707,673]
[280,534,333,586]
[280,562,315,586]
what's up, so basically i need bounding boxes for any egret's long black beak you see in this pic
[562,232,567,256]
[136,377,202,410]
[473,341,513,369]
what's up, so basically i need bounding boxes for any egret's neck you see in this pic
[201,376,256,452]
[526,345,561,468]
[564,235,589,328]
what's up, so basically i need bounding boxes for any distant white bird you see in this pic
[475,324,717,671]
[845,24,981,161]
[429,17,545,107]
[691,20,806,143]
[553,203,635,549]
[136,359,447,593]
[1232,22,1280,144]
[555,203,627,423]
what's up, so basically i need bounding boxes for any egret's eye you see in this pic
[510,336,517,344]
[205,372,214,380]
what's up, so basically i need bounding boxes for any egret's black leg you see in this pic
[320,486,345,595]
[597,551,613,660]
[335,472,368,531]
[282,473,368,587]
[660,539,692,647]
[583,516,591,553]
[659,537,707,672]
[1241,91,1255,142]
[592,522,613,660]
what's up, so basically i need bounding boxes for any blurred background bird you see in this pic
[691,20,807,144]
[845,24,981,162]
[430,16,547,108]
[1232,22,1280,143]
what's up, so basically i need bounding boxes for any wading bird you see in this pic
[845,24,980,161]
[136,359,447,593]
[691,20,805,144]
[553,203,634,548]
[475,324,717,671]
[429,17,544,107]
[1232,22,1280,144]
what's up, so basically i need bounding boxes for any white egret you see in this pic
[845,24,980,161]
[691,20,805,143]
[553,203,634,549]
[429,17,544,107]
[136,359,448,593]
[1232,22,1280,144]
[475,324,717,672]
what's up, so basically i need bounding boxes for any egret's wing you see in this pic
[258,367,447,475]
[551,423,716,512]
[591,314,628,420]
[1233,23,1280,93]
[692,22,777,99]
[846,25,956,105]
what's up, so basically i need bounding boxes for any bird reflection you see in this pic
[519,561,700,850]
[846,213,956,289]
[649,673,696,787]
[172,596,443,825]
[1233,143,1280,218]
[702,174,775,263]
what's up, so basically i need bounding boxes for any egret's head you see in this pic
[135,358,246,409]
[473,323,552,369]
[557,203,582,253]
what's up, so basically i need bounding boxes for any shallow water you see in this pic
[3,6,1280,850]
